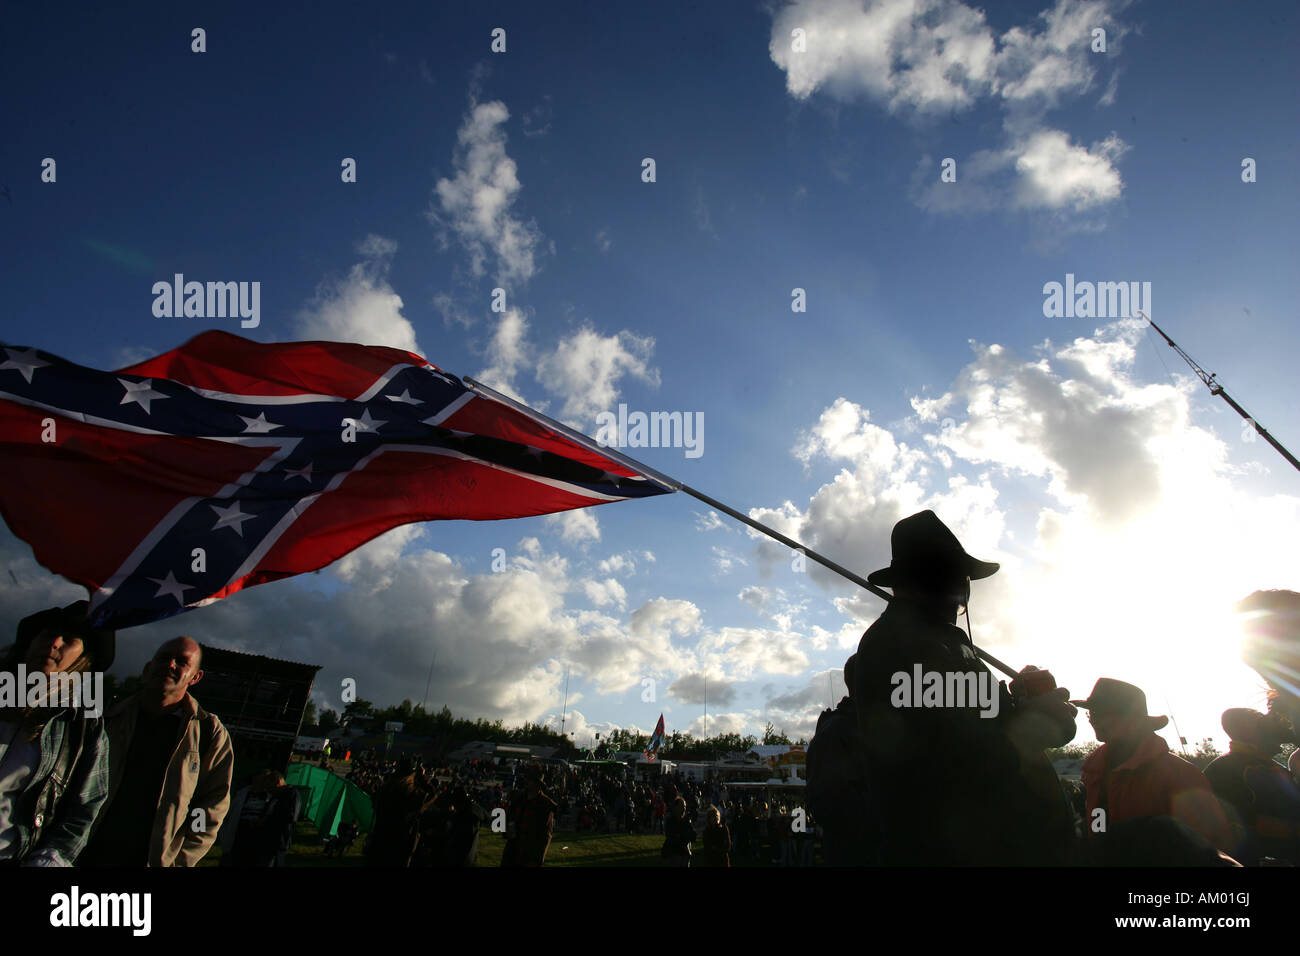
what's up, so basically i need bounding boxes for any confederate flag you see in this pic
[0,332,672,628]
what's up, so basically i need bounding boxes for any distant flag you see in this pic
[0,332,673,628]
[645,713,666,761]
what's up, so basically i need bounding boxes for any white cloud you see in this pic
[694,510,727,532]
[474,307,531,402]
[912,129,1129,217]
[711,546,748,574]
[295,235,420,354]
[430,99,546,287]
[536,326,661,423]
[1011,129,1128,211]
[597,552,637,576]
[685,712,752,737]
[772,0,1133,222]
[546,508,601,545]
[582,577,627,610]
[769,0,1126,113]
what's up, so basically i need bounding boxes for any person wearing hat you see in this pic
[1075,678,1231,853]
[1203,708,1300,865]
[851,510,1079,866]
[0,601,114,866]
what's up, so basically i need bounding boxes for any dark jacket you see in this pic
[806,696,873,865]
[1205,742,1300,865]
[696,822,731,867]
[501,788,556,867]
[852,599,1075,865]
[661,814,693,860]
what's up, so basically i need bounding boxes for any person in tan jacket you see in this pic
[82,636,234,867]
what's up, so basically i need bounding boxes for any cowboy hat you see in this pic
[14,600,115,669]
[866,510,999,588]
[1070,678,1168,731]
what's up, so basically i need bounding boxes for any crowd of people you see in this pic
[347,753,820,867]
[2,509,1297,869]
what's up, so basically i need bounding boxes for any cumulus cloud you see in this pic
[769,0,1126,113]
[743,320,1295,741]
[474,307,531,402]
[295,235,420,354]
[430,99,547,287]
[685,712,752,737]
[546,508,601,546]
[911,129,1129,219]
[771,0,1133,220]
[536,326,661,423]
[1010,129,1128,211]
[669,672,737,707]
[762,667,851,739]
[582,577,627,610]
[695,510,727,532]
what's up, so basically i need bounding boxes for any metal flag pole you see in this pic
[1140,311,1300,474]
[461,376,1021,680]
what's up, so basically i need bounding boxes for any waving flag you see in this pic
[0,332,672,628]
[645,713,666,761]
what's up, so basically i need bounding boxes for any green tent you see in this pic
[286,763,374,837]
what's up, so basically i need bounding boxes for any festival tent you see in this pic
[286,763,374,837]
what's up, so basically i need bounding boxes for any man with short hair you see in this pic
[82,636,234,866]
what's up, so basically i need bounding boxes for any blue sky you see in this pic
[3,0,1298,750]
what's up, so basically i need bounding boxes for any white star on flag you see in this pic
[239,412,280,434]
[0,348,49,383]
[386,389,423,405]
[351,408,386,433]
[118,378,169,414]
[147,570,192,606]
[210,502,256,536]
[283,462,313,482]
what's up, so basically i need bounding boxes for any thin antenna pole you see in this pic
[561,663,570,738]
[461,377,1021,680]
[1164,695,1189,756]
[421,646,437,711]
[1140,312,1300,473]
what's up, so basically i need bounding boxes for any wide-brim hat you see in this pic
[1071,678,1168,731]
[866,510,999,588]
[14,600,115,670]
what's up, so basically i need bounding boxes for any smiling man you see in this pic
[82,637,234,867]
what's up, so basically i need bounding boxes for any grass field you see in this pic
[203,821,777,867]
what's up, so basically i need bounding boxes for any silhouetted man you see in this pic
[852,510,1078,865]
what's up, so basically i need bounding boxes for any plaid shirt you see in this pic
[0,710,111,866]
